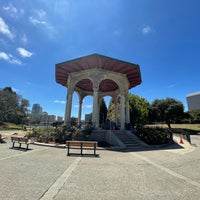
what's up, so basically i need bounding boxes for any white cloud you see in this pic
[142,25,153,35]
[74,104,92,109]
[29,9,56,39]
[0,52,9,60]
[29,9,47,25]
[84,104,92,109]
[54,100,66,104]
[3,3,24,18]
[17,47,33,58]
[12,87,19,92]
[0,51,22,65]
[29,17,47,25]
[34,9,46,18]
[0,17,14,39]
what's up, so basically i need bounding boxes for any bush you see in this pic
[28,127,55,143]
[81,124,93,140]
[136,127,170,145]
[27,124,93,144]
[53,125,75,143]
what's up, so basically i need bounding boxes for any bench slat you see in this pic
[66,141,98,148]
[66,141,98,157]
[11,136,30,150]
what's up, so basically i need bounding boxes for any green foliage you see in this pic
[188,110,200,123]
[0,87,29,124]
[81,124,93,140]
[136,127,170,145]
[27,124,93,143]
[107,98,120,123]
[70,117,78,126]
[106,94,150,126]
[129,94,150,126]
[53,125,75,143]
[99,98,108,124]
[28,127,55,143]
[0,122,24,130]
[149,98,184,128]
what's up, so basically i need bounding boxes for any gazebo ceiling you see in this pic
[56,53,141,92]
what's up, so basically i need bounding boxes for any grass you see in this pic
[0,122,23,130]
[146,124,200,135]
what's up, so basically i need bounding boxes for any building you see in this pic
[31,104,42,119]
[186,92,200,111]
[48,115,56,123]
[40,112,48,124]
[57,116,63,122]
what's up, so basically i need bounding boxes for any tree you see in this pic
[0,87,18,122]
[149,98,184,128]
[0,87,30,124]
[129,94,150,126]
[188,110,200,123]
[106,94,149,127]
[99,98,107,125]
[107,98,120,123]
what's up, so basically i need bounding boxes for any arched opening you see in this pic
[82,95,93,122]
[71,91,79,118]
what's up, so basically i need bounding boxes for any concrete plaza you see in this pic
[1,131,200,200]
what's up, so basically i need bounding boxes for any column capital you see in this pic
[93,81,99,92]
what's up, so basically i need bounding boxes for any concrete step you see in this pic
[114,131,142,149]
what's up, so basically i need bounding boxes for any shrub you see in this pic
[136,127,170,145]
[81,124,93,140]
[28,127,55,143]
[27,124,93,144]
[53,125,75,143]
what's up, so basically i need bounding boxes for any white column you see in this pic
[64,89,73,125]
[78,98,83,125]
[126,96,130,124]
[96,100,100,128]
[120,94,125,129]
[92,85,99,128]
[114,97,118,124]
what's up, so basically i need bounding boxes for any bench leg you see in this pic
[26,144,29,150]
[12,142,15,148]
[81,143,83,156]
[19,143,22,148]
[67,145,70,156]
[94,144,97,156]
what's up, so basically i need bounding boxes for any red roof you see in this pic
[56,54,141,92]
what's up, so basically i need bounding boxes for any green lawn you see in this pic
[147,124,200,135]
[0,122,23,130]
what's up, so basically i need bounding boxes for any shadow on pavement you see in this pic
[66,154,100,158]
[122,142,184,153]
[9,147,32,152]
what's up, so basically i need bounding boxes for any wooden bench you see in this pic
[0,134,7,143]
[66,141,98,157]
[11,136,30,150]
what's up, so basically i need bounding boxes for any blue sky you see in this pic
[0,0,200,119]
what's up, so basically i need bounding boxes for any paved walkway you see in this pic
[0,132,200,200]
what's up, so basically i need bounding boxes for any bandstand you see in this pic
[56,54,141,129]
